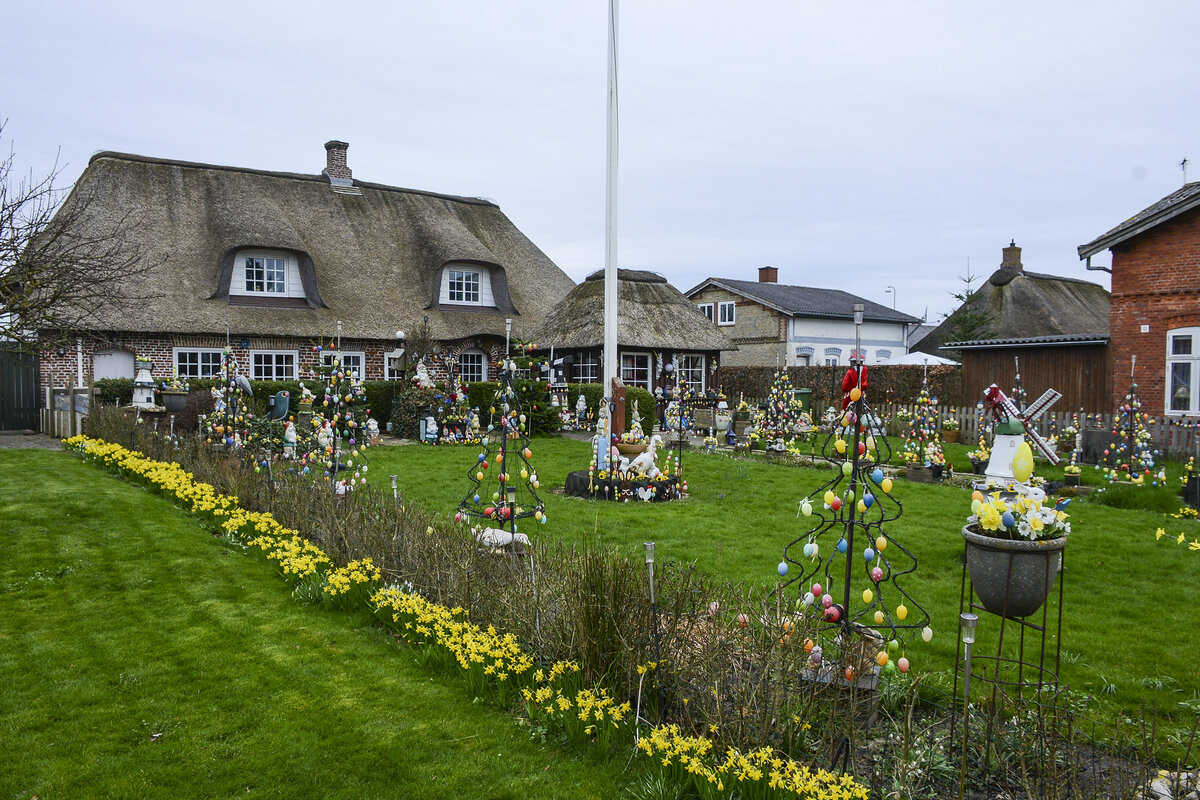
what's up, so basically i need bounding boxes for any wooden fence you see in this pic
[874,402,1200,463]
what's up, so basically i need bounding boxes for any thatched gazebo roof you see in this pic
[530,269,735,352]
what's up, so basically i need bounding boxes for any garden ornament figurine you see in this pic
[282,421,297,458]
[575,393,587,424]
[414,360,434,389]
[627,434,664,478]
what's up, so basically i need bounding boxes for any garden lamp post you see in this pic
[390,474,399,509]
[505,317,513,357]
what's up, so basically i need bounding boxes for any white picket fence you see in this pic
[875,402,1200,462]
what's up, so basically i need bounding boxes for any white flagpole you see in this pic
[603,0,619,404]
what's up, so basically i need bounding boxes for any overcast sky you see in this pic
[5,1,1198,323]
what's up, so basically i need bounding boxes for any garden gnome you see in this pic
[575,393,587,424]
[282,420,297,458]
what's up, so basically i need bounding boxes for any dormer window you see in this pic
[448,270,480,303]
[229,249,306,304]
[440,263,495,307]
[245,256,286,294]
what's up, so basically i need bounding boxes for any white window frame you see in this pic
[575,352,599,383]
[173,347,225,379]
[459,349,488,383]
[621,351,651,389]
[1167,327,1200,415]
[717,301,736,326]
[875,349,892,363]
[447,269,481,304]
[795,346,814,367]
[322,351,366,381]
[697,303,715,322]
[678,353,705,393]
[824,347,841,367]
[250,350,298,380]
[241,253,288,295]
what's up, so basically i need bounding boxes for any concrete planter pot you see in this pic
[159,391,188,413]
[962,526,1066,619]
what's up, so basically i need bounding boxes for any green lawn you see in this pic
[366,435,1200,735]
[0,449,628,799]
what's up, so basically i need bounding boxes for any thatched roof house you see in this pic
[915,242,1111,409]
[38,141,575,389]
[529,269,734,393]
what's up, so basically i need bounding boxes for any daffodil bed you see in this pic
[64,435,867,800]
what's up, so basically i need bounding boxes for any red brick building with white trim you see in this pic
[1079,183,1200,414]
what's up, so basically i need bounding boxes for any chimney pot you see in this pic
[758,266,778,283]
[1001,240,1023,272]
[324,140,352,182]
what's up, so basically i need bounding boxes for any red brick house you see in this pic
[35,141,575,399]
[1078,182,1200,414]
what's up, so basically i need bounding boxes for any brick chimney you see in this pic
[758,266,778,283]
[323,140,352,182]
[1001,240,1023,272]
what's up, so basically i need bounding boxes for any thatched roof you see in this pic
[53,150,576,341]
[529,269,735,352]
[916,267,1109,355]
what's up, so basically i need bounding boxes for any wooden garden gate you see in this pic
[0,349,39,431]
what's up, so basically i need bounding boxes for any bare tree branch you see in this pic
[0,121,163,353]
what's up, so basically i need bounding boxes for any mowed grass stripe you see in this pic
[0,450,625,799]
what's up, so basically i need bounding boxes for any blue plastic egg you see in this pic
[837,538,848,554]
[777,561,789,577]
[863,493,874,508]
[864,548,875,562]
[1001,511,1015,528]
[872,468,884,484]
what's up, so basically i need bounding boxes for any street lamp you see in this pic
[885,286,896,309]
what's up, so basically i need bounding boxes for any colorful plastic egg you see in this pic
[777,561,788,577]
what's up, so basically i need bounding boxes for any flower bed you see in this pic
[64,434,867,799]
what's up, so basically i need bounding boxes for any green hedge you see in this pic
[564,384,657,433]
[93,377,401,424]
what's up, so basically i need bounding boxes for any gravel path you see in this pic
[0,432,63,450]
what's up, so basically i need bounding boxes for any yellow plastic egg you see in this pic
[881,478,893,494]
[896,604,908,621]
[1012,442,1034,483]
[862,589,873,603]
[874,610,885,624]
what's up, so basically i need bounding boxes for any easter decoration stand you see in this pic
[455,358,547,551]
[751,370,808,453]
[304,343,373,499]
[564,377,684,501]
[201,347,251,450]
[955,377,1068,781]
[900,365,945,482]
[779,305,931,734]
[1100,354,1161,485]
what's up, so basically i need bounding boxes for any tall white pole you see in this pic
[603,0,619,401]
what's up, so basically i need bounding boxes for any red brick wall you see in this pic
[1109,204,1200,413]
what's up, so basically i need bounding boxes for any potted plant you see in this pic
[617,399,648,456]
[157,372,190,413]
[963,490,1070,618]
[941,416,960,443]
[967,436,991,475]
[1063,461,1081,487]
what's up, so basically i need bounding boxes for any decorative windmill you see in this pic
[981,381,1061,484]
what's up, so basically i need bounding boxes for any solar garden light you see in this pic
[505,317,513,356]
[644,541,656,604]
[507,485,518,533]
[390,474,399,508]
[958,612,979,800]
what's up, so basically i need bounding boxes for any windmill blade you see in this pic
[1023,388,1062,422]
[1026,427,1061,464]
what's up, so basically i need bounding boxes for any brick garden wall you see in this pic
[37,331,507,399]
[1109,204,1200,413]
